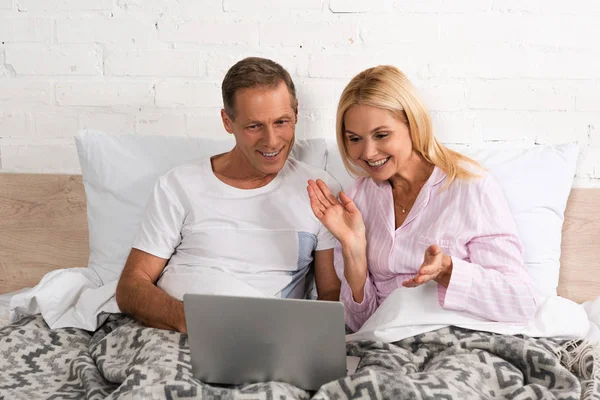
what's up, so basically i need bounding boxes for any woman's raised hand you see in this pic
[307,179,366,246]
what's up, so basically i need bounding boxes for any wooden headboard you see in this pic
[0,173,599,303]
[0,174,89,293]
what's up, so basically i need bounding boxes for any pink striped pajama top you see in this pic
[335,166,538,332]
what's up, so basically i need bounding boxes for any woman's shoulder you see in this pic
[458,158,487,177]
[447,163,502,202]
[346,176,378,197]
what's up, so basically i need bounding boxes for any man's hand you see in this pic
[402,244,453,288]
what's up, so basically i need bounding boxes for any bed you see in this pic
[1,139,600,399]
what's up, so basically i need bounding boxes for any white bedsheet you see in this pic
[346,282,600,343]
[8,267,600,344]
[8,267,269,331]
[9,268,119,331]
[0,288,30,327]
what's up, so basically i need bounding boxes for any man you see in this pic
[116,57,341,333]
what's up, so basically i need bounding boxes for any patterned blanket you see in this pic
[0,314,596,399]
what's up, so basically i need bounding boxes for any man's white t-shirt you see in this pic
[133,157,341,299]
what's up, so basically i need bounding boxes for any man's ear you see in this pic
[221,109,234,134]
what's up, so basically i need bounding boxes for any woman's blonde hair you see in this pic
[336,65,480,186]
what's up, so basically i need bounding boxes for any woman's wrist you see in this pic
[340,238,368,302]
[349,284,365,304]
[340,236,367,257]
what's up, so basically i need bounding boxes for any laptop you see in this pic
[183,293,347,390]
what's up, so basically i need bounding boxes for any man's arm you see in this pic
[314,249,341,301]
[115,248,187,333]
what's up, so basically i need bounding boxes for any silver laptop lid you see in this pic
[183,293,347,391]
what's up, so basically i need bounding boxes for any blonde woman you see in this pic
[307,66,537,332]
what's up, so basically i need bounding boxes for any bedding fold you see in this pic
[8,266,269,330]
[347,281,593,343]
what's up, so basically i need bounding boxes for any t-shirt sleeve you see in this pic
[315,172,343,251]
[132,176,186,260]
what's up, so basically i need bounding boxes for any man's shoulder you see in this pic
[160,159,209,183]
[153,159,210,199]
[285,158,342,194]
[285,157,326,174]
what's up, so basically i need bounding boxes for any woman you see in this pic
[308,66,537,333]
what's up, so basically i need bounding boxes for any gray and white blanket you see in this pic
[0,314,597,399]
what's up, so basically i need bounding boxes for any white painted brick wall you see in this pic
[360,16,439,45]
[186,109,227,138]
[467,81,574,111]
[430,112,481,144]
[0,18,53,43]
[330,0,393,13]
[0,0,598,187]
[395,0,493,14]
[159,19,259,46]
[576,84,600,112]
[6,45,103,75]
[542,0,600,15]
[105,49,203,77]
[492,0,540,13]
[57,18,157,45]
[79,112,135,135]
[115,0,223,18]
[56,82,154,107]
[260,20,358,48]
[206,49,306,79]
[155,82,222,108]
[0,113,33,138]
[16,0,113,11]
[0,81,54,107]
[223,0,323,12]
[135,111,186,136]
[34,112,79,138]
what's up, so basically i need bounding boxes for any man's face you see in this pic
[221,82,297,178]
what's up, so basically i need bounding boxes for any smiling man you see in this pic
[115,57,341,333]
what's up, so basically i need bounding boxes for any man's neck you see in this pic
[210,150,279,190]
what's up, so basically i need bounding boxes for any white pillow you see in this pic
[75,130,328,284]
[324,141,579,298]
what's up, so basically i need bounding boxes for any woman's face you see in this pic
[343,104,413,181]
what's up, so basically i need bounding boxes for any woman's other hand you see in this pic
[307,179,366,247]
[403,244,453,288]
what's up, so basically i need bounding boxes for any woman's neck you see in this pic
[388,152,435,194]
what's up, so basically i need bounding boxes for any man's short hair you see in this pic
[221,57,298,120]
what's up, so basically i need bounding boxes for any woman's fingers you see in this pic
[405,251,444,287]
[403,258,442,287]
[315,179,338,206]
[308,179,335,208]
[402,276,419,287]
[415,273,436,284]
[339,191,359,213]
[307,184,325,218]
[402,273,436,287]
